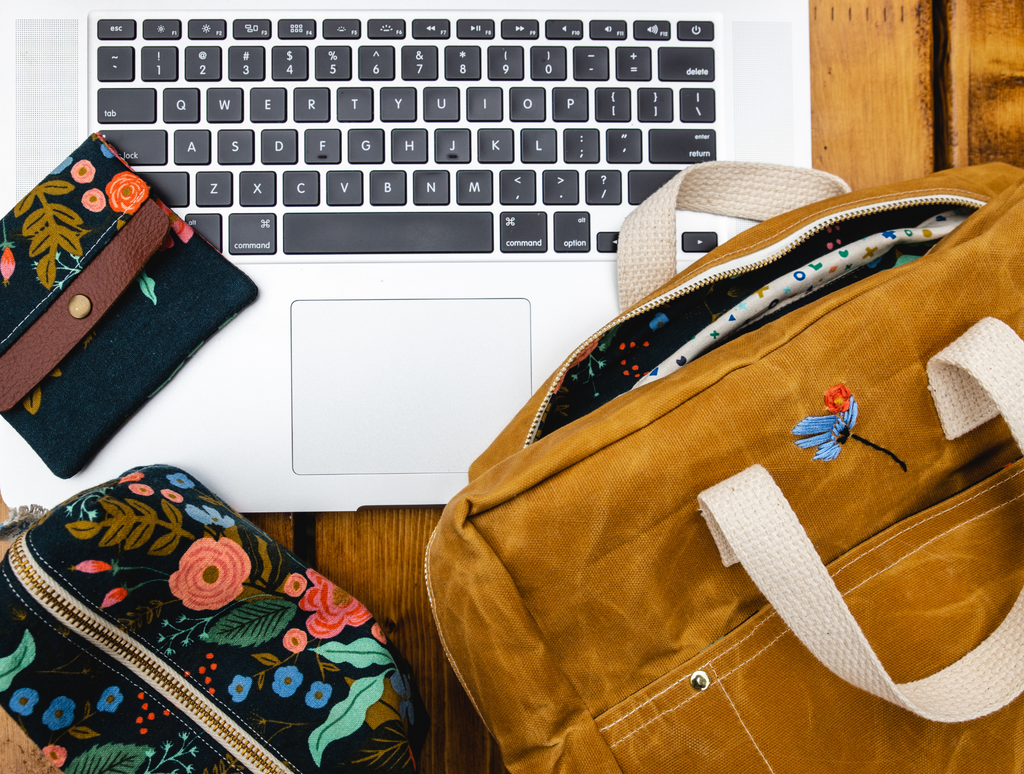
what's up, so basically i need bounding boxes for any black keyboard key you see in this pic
[316,46,353,80]
[279,19,316,39]
[628,170,676,205]
[188,20,227,40]
[553,88,588,121]
[348,129,385,163]
[435,129,471,162]
[261,129,298,164]
[521,129,557,162]
[590,21,626,40]
[233,20,270,39]
[499,170,535,204]
[358,46,395,80]
[617,48,652,81]
[218,130,255,164]
[369,170,406,205]
[596,231,619,252]
[457,170,492,204]
[659,48,715,81]
[140,171,189,207]
[163,88,199,123]
[284,212,493,253]
[295,88,331,122]
[457,20,494,39]
[564,129,600,163]
[546,20,583,39]
[283,171,320,205]
[501,20,539,40]
[510,87,545,121]
[141,47,178,81]
[682,232,718,252]
[678,21,714,41]
[467,87,502,121]
[574,47,609,80]
[305,129,342,163]
[195,172,232,206]
[488,46,524,80]
[228,46,265,81]
[531,47,566,80]
[542,170,578,205]
[97,88,156,123]
[585,170,621,204]
[98,19,135,40]
[251,88,287,121]
[184,46,222,81]
[174,129,211,164]
[326,171,363,205]
[607,129,642,163]
[554,212,590,252]
[478,129,513,162]
[101,130,167,165]
[368,20,406,39]
[337,88,373,121]
[500,212,546,252]
[680,88,715,122]
[228,213,276,254]
[634,21,671,41]
[413,19,450,39]
[413,170,449,205]
[380,87,416,121]
[273,46,309,80]
[184,213,221,250]
[324,20,361,39]
[97,47,134,82]
[402,45,438,80]
[596,88,630,121]
[638,88,673,122]
[239,172,276,205]
[208,88,243,122]
[445,45,481,79]
[649,128,716,163]
[143,20,182,40]
[423,87,459,121]
[391,129,428,162]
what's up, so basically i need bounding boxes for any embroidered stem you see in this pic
[850,434,907,472]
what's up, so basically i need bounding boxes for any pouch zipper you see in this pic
[525,193,986,447]
[7,535,292,774]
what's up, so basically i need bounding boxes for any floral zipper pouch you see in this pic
[0,134,258,478]
[0,464,428,773]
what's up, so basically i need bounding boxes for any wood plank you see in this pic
[315,509,507,774]
[946,0,1024,167]
[810,1,936,188]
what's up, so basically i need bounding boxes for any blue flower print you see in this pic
[272,666,303,698]
[41,696,76,730]
[390,672,415,725]
[51,156,74,175]
[167,473,195,489]
[9,688,39,716]
[228,675,252,703]
[99,141,117,159]
[305,681,333,709]
[97,686,123,713]
[650,313,669,331]
[185,504,235,528]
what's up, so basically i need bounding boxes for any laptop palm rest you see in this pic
[290,298,532,477]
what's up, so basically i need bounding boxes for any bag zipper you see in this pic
[524,193,986,447]
[7,534,293,774]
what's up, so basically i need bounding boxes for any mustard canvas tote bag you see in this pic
[427,162,1024,773]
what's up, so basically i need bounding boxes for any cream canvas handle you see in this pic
[697,318,1024,723]
[616,161,851,311]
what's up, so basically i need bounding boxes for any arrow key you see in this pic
[682,231,718,253]
[501,20,539,39]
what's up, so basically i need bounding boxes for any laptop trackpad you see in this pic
[291,298,532,476]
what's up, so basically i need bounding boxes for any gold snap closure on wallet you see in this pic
[690,670,710,691]
[68,294,92,319]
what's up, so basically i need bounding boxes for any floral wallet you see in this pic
[0,134,258,478]
[0,465,428,772]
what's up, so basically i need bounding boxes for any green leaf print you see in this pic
[308,674,388,766]
[137,270,157,305]
[0,630,35,692]
[205,598,297,647]
[64,742,154,774]
[313,638,395,670]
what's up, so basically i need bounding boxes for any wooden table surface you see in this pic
[2,2,1020,771]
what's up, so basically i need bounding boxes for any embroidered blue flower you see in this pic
[41,696,76,730]
[228,675,253,703]
[97,686,123,712]
[99,141,117,158]
[390,672,415,725]
[9,688,39,716]
[50,156,74,175]
[305,681,333,709]
[650,313,669,330]
[167,473,195,489]
[185,503,235,528]
[272,666,303,698]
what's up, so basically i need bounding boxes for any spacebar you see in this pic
[283,212,493,254]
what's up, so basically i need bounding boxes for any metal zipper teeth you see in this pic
[8,536,290,774]
[524,193,986,447]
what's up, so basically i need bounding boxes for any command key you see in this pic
[229,213,277,255]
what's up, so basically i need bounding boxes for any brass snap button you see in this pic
[690,670,710,691]
[68,294,92,320]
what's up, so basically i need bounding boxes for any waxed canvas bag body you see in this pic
[426,163,1024,773]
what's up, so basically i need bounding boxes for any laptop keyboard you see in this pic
[92,13,719,260]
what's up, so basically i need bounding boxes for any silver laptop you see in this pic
[0,0,811,512]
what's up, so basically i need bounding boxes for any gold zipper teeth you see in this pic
[524,194,983,446]
[8,537,284,774]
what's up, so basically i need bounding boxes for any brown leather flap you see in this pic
[0,199,170,411]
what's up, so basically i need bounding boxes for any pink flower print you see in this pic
[73,560,112,574]
[81,188,106,212]
[282,628,307,653]
[168,537,251,611]
[372,622,387,644]
[101,588,128,608]
[71,159,96,184]
[129,483,154,497]
[161,488,184,503]
[119,471,145,483]
[282,573,308,597]
[1,246,14,286]
[299,569,372,640]
[41,745,67,767]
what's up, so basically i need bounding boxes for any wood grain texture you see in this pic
[810,1,936,188]
[946,0,1024,167]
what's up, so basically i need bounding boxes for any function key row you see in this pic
[98,18,714,43]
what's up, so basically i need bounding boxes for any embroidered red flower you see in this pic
[299,569,372,639]
[823,383,852,414]
[42,745,67,767]
[168,537,251,611]
[282,627,307,653]
[101,588,128,608]
[73,560,112,574]
[105,171,148,214]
